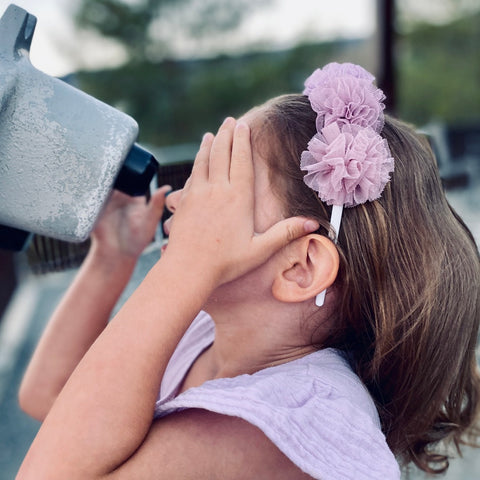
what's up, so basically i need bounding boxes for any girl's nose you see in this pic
[165,189,182,214]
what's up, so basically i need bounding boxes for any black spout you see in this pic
[114,143,159,196]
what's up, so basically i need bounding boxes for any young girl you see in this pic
[17,63,479,479]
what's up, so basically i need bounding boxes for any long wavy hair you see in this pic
[252,94,480,474]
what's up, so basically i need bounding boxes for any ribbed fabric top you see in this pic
[155,312,400,480]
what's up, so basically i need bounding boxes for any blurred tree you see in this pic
[396,10,480,124]
[74,0,479,147]
[75,0,272,63]
[397,0,480,30]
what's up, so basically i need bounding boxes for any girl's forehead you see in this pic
[238,106,265,126]
[239,109,284,233]
[238,106,270,164]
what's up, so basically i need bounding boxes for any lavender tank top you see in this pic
[155,312,400,480]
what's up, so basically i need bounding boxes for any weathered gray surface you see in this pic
[0,5,138,242]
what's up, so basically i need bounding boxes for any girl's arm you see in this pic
[18,188,169,421]
[17,119,317,479]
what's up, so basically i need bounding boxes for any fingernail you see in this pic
[235,121,249,131]
[304,220,319,232]
[201,132,212,144]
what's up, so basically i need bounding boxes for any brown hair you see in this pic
[253,94,480,474]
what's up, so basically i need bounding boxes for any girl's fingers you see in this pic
[252,217,320,266]
[208,117,236,182]
[230,121,254,188]
[149,185,172,217]
[189,132,214,184]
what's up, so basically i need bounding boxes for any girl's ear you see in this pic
[272,234,339,303]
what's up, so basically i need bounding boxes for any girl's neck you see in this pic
[179,302,319,393]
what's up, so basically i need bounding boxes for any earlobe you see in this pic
[272,234,339,303]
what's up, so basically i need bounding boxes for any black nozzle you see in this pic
[114,143,159,196]
[0,224,32,251]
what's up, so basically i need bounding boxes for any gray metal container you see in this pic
[0,4,140,242]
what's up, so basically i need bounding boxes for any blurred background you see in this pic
[0,0,479,478]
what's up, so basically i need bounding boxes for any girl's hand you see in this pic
[91,187,170,260]
[163,117,318,287]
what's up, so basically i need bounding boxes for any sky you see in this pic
[0,0,374,76]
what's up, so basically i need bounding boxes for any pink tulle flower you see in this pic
[303,62,375,95]
[300,123,394,207]
[304,63,386,134]
[309,76,385,132]
[301,62,393,207]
